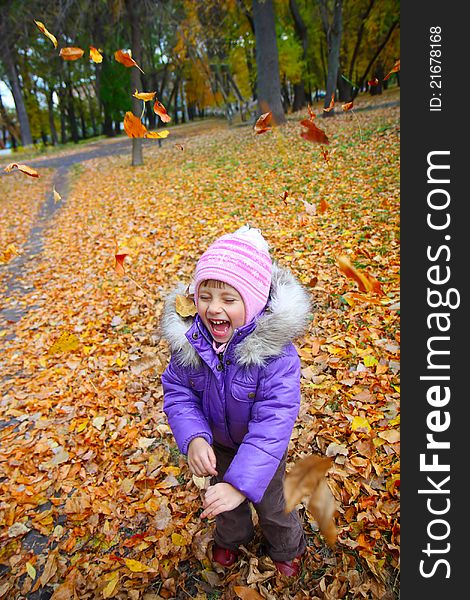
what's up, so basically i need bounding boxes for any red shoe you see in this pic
[212,544,238,567]
[273,556,302,577]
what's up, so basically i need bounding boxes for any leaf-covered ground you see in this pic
[0,88,400,600]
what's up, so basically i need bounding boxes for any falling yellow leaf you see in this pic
[53,187,61,202]
[132,89,156,101]
[46,331,80,356]
[34,20,58,48]
[89,46,103,63]
[144,129,170,139]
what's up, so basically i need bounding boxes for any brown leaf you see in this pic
[4,162,39,177]
[234,586,265,600]
[300,119,329,144]
[284,455,337,547]
[254,112,272,134]
[115,242,131,276]
[175,294,197,317]
[59,47,84,61]
[115,49,145,73]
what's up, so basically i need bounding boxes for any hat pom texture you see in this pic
[194,227,273,325]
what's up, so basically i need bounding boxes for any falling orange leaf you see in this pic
[318,198,330,214]
[323,92,335,113]
[133,89,156,101]
[342,101,354,112]
[337,255,384,295]
[115,242,130,276]
[4,163,39,177]
[89,46,103,63]
[383,58,400,81]
[59,47,84,61]
[307,104,316,121]
[254,112,272,134]
[153,99,171,122]
[284,455,337,547]
[34,20,58,48]
[280,191,289,204]
[123,112,147,138]
[114,49,144,73]
[300,119,329,144]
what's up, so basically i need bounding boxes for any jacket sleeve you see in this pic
[223,345,301,503]
[161,356,213,455]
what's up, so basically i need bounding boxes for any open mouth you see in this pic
[209,319,231,338]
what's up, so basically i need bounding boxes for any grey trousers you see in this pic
[212,444,306,562]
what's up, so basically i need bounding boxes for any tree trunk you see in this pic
[3,44,32,146]
[125,0,144,166]
[252,0,285,124]
[289,0,308,111]
[0,92,21,145]
[318,0,343,116]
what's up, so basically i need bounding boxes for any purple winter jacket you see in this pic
[160,263,311,504]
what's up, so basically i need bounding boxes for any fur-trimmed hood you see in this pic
[160,262,311,367]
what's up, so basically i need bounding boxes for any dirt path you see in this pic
[0,120,226,334]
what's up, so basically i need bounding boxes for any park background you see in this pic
[0,1,400,599]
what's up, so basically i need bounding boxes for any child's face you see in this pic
[197,280,246,343]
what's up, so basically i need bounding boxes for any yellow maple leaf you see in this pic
[124,558,153,572]
[46,331,80,356]
[102,571,119,598]
[171,532,189,546]
[351,415,371,433]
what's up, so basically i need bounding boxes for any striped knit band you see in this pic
[194,227,272,324]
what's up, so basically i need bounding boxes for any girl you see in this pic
[161,226,311,576]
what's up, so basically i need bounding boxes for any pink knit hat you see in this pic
[193,226,272,324]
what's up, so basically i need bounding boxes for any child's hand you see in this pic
[188,437,218,477]
[200,483,246,518]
